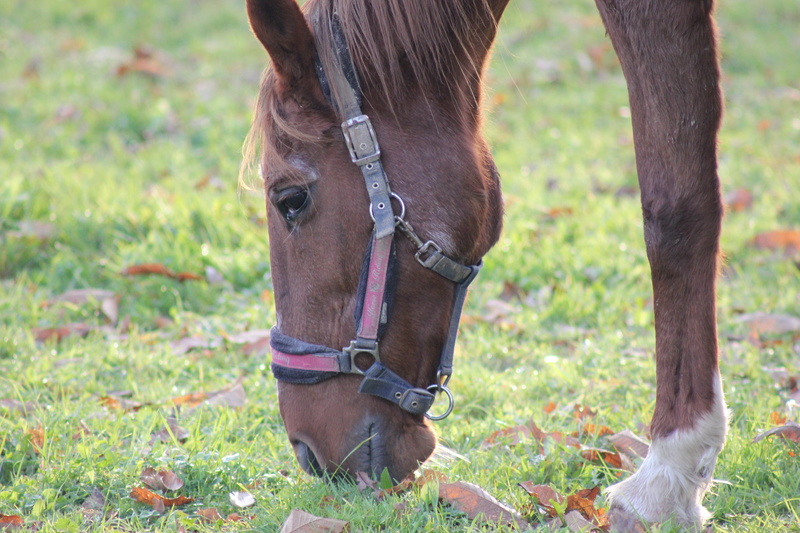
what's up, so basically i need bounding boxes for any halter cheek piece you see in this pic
[268,15,481,420]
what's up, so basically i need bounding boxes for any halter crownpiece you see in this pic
[268,13,481,420]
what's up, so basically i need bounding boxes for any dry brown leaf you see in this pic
[582,423,614,437]
[607,430,649,458]
[98,395,143,412]
[734,312,800,336]
[481,419,547,449]
[439,481,529,529]
[753,421,800,443]
[116,46,169,78]
[750,230,800,252]
[122,263,203,283]
[518,482,564,517]
[47,289,119,323]
[130,487,193,511]
[564,510,597,532]
[572,404,597,419]
[33,323,92,343]
[141,467,184,492]
[499,280,527,302]
[416,469,449,486]
[26,426,45,454]
[171,392,209,408]
[0,514,24,531]
[150,418,190,444]
[279,509,349,533]
[197,508,222,522]
[170,336,223,355]
[80,487,106,523]
[580,448,625,470]
[227,512,253,522]
[770,411,788,426]
[723,188,753,212]
[0,399,38,416]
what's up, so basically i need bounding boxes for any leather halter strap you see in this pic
[268,14,481,419]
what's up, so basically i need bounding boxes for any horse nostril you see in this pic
[293,440,323,477]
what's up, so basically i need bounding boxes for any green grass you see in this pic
[2,0,799,531]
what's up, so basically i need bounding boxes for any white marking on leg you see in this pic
[606,373,728,530]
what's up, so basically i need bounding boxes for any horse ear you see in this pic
[246,0,316,89]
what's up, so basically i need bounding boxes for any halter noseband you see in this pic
[268,15,481,420]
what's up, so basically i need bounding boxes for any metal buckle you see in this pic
[342,115,380,166]
[342,340,379,375]
[414,240,442,268]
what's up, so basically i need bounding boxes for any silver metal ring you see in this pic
[369,192,405,222]
[424,385,454,421]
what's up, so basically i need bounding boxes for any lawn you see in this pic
[1,0,799,531]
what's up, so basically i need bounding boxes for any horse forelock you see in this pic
[241,0,498,190]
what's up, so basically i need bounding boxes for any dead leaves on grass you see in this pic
[440,481,529,529]
[280,509,348,533]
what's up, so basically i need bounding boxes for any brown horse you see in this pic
[244,0,727,530]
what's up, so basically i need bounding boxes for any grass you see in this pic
[1,0,799,531]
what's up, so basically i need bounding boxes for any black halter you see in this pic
[268,15,481,420]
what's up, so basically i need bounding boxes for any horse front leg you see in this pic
[594,0,728,530]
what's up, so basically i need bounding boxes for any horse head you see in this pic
[245,0,506,481]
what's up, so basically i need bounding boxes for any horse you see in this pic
[243,0,728,530]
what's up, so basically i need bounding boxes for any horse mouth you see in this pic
[356,420,388,478]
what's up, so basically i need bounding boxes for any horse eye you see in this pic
[275,187,310,222]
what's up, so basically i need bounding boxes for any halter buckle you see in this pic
[342,115,381,166]
[342,339,380,375]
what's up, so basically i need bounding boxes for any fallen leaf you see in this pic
[498,280,527,302]
[734,312,800,336]
[750,230,800,253]
[572,404,597,419]
[0,399,38,416]
[753,421,800,443]
[607,430,649,458]
[33,323,92,343]
[205,382,246,408]
[582,423,614,437]
[518,482,564,517]
[544,206,574,219]
[0,514,23,530]
[723,188,753,212]
[141,467,184,492]
[543,401,557,414]
[197,508,222,522]
[563,510,597,532]
[481,419,547,449]
[279,509,348,533]
[116,46,169,78]
[122,263,203,283]
[170,335,223,355]
[171,392,209,408]
[580,448,625,470]
[98,395,143,412]
[227,513,253,521]
[26,426,45,454]
[130,487,193,510]
[229,491,256,509]
[47,289,120,323]
[439,481,529,529]
[770,412,788,426]
[80,487,106,523]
